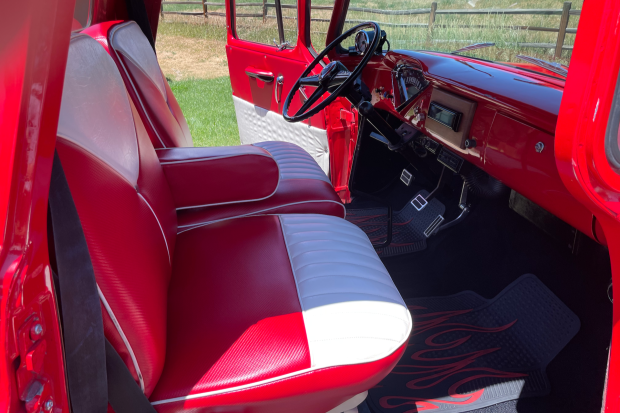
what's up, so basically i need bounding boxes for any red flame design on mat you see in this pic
[378,305,527,412]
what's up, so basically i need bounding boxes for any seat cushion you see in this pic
[177,142,345,231]
[150,214,411,412]
[253,141,331,183]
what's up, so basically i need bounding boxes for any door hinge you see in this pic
[14,307,53,412]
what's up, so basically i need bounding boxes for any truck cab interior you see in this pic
[2,0,620,412]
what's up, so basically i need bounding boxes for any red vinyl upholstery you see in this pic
[157,146,280,209]
[82,20,346,224]
[59,33,411,413]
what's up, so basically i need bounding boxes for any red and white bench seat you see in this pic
[56,34,411,412]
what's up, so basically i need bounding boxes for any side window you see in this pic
[309,0,335,50]
[73,0,92,30]
[321,0,578,66]
[235,0,298,47]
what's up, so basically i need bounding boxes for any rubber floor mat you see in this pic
[346,190,445,257]
[367,274,580,413]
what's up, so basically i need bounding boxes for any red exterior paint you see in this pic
[555,0,620,409]
[0,0,75,411]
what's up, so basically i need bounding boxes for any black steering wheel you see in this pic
[283,22,381,123]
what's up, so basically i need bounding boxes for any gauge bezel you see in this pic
[354,31,370,55]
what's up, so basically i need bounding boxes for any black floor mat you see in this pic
[368,274,580,413]
[346,190,445,257]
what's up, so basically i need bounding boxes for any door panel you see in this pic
[226,0,332,174]
[226,44,330,173]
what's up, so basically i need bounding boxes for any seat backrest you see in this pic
[108,21,193,148]
[56,33,177,396]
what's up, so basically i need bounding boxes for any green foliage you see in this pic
[167,77,240,147]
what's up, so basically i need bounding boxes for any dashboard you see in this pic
[338,49,598,241]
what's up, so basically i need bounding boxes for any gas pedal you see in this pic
[424,215,445,238]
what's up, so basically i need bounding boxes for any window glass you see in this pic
[328,0,581,67]
[309,0,334,50]
[280,0,299,47]
[236,0,297,47]
[73,0,92,29]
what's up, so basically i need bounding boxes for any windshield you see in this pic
[313,0,581,67]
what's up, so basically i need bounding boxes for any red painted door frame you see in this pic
[556,0,620,410]
[0,0,75,411]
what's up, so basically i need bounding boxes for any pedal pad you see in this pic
[411,194,427,211]
[424,215,445,237]
[400,169,413,186]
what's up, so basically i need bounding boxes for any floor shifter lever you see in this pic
[437,180,471,232]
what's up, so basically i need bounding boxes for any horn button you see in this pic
[318,61,350,86]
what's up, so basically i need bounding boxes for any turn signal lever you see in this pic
[358,101,419,151]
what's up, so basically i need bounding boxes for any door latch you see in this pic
[276,75,284,104]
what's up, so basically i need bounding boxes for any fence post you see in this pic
[263,0,267,22]
[555,2,571,59]
[202,0,208,18]
[160,3,164,19]
[427,2,437,42]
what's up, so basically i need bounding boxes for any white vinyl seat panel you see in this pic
[279,214,412,369]
[253,141,331,184]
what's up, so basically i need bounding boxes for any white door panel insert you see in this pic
[233,96,330,174]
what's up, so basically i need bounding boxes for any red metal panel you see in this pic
[485,114,593,237]
[555,0,620,410]
[326,98,358,203]
[0,0,75,410]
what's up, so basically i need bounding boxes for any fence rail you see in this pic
[161,0,579,58]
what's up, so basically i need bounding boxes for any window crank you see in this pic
[272,39,291,51]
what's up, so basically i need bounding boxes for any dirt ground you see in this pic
[156,34,228,80]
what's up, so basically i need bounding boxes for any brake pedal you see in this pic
[400,169,413,186]
[424,215,445,237]
[411,194,427,211]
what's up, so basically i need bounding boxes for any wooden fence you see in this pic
[161,1,579,58]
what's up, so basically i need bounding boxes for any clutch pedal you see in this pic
[400,169,413,186]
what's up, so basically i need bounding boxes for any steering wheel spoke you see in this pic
[296,85,327,116]
[299,75,320,87]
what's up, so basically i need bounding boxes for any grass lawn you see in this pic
[167,77,240,147]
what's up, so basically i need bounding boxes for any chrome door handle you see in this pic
[276,75,284,104]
